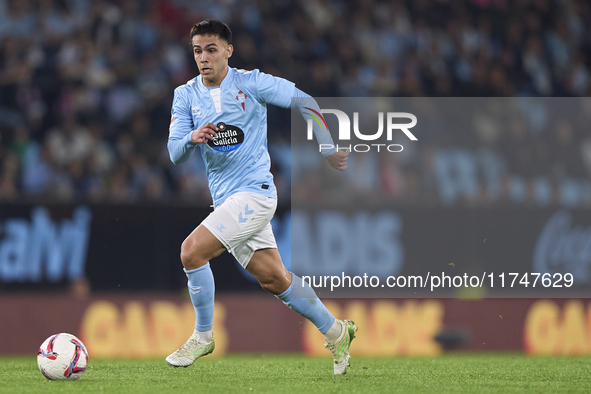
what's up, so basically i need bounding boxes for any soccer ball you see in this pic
[37,333,88,380]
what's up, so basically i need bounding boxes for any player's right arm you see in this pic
[167,87,198,165]
[167,87,219,165]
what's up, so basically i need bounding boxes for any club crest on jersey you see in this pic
[192,106,200,115]
[208,122,245,152]
[235,90,247,111]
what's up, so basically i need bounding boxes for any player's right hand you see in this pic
[191,123,218,144]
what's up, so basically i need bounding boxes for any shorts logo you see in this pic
[208,122,245,152]
[238,204,254,223]
[217,223,226,233]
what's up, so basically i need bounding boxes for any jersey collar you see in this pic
[196,66,234,92]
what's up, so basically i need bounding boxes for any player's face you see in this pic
[192,34,233,87]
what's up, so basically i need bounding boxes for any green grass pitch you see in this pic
[1,354,590,393]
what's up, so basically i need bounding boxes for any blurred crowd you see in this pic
[0,0,590,206]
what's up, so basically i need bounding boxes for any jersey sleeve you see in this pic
[167,86,198,165]
[292,88,337,157]
[238,69,296,109]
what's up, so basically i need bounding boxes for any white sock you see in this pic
[324,319,343,342]
[195,330,213,342]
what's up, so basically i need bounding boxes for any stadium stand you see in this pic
[0,0,590,207]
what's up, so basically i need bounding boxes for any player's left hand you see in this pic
[326,149,349,171]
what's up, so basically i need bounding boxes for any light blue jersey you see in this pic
[168,67,295,205]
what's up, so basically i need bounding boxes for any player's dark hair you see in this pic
[190,19,232,45]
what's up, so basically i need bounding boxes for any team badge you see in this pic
[192,106,200,115]
[208,122,245,152]
[235,90,247,111]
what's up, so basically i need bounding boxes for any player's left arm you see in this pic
[291,88,349,171]
[245,70,348,171]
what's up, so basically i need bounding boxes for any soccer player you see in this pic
[166,20,356,375]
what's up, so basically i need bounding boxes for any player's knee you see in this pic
[258,272,290,295]
[180,239,201,270]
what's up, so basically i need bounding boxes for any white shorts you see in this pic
[202,192,278,268]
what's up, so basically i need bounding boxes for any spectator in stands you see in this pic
[0,0,589,207]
